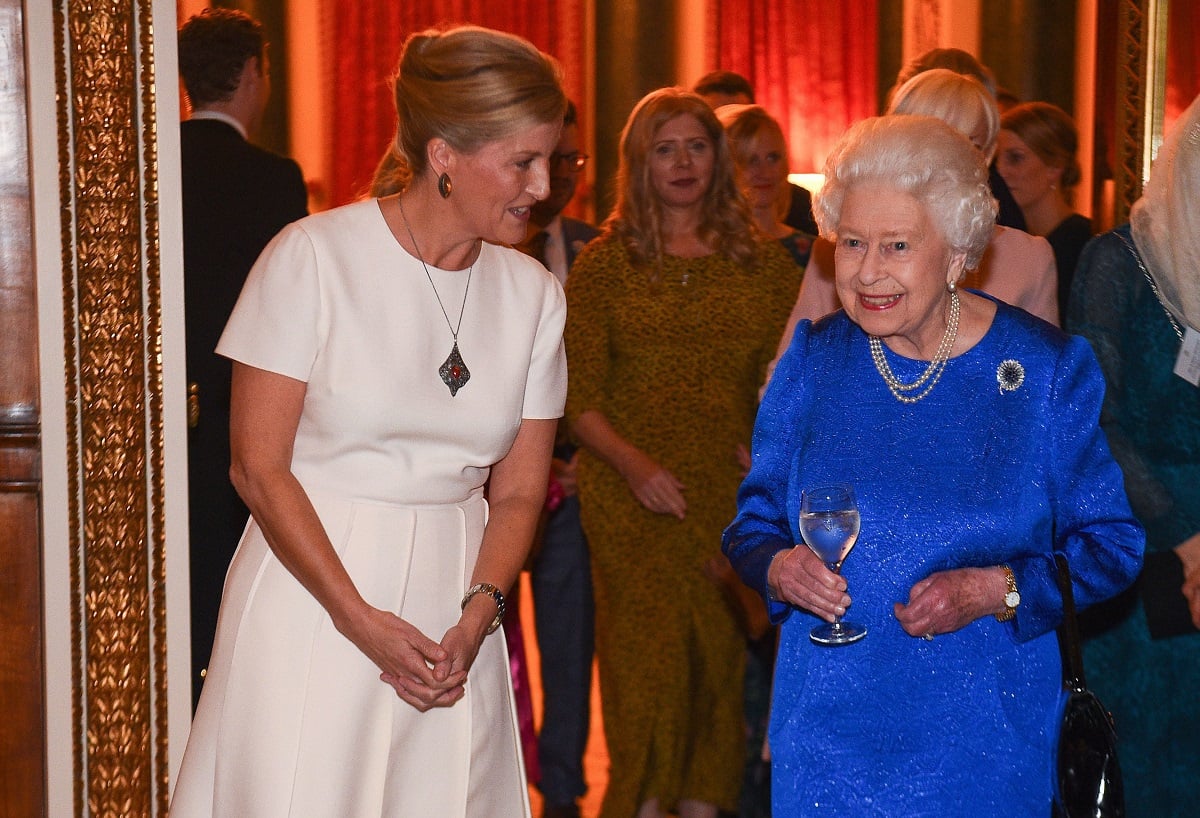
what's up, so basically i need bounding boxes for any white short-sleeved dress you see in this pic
[169,199,567,818]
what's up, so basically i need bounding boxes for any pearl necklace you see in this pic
[868,289,960,404]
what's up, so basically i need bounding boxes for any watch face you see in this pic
[1005,590,1021,608]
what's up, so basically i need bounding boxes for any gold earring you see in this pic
[438,173,452,199]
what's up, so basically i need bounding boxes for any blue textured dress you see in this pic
[724,298,1143,816]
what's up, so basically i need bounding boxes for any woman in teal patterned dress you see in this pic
[1067,94,1200,817]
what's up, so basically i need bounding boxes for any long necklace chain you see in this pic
[398,197,474,396]
[1117,232,1184,341]
[868,289,960,404]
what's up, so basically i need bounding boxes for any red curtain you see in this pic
[707,0,878,173]
[323,1,588,208]
[1165,1,1200,136]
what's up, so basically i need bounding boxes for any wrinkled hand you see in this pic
[1176,532,1200,629]
[623,450,686,519]
[767,546,850,622]
[894,567,999,638]
[353,607,467,711]
[552,453,579,497]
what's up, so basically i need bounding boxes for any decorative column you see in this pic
[27,1,192,815]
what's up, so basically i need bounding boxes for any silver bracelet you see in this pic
[460,583,506,634]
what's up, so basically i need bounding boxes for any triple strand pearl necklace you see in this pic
[868,289,961,404]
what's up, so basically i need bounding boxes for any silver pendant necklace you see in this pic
[868,289,960,403]
[398,198,474,396]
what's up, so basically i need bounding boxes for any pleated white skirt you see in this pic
[170,489,530,817]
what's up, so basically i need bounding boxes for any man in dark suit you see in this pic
[178,8,308,706]
[519,101,600,818]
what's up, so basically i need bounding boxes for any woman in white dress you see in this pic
[170,26,567,817]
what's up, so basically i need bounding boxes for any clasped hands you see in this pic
[768,545,1005,638]
[349,606,488,712]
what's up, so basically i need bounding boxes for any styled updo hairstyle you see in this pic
[1000,101,1082,192]
[888,68,1000,162]
[388,26,566,192]
[815,115,997,270]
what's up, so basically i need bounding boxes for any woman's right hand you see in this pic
[345,606,468,711]
[767,545,850,622]
[622,449,686,519]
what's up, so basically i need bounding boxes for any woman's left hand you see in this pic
[431,623,485,687]
[894,567,1003,638]
[414,583,508,702]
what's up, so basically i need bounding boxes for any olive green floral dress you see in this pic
[564,235,800,817]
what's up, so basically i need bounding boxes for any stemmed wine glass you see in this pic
[799,483,867,645]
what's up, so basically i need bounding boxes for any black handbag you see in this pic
[1051,553,1125,818]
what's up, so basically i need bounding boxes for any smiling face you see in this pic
[995,128,1062,210]
[446,120,562,246]
[734,128,789,213]
[834,184,965,358]
[647,113,716,211]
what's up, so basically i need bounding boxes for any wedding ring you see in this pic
[923,633,934,641]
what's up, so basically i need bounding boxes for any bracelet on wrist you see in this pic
[461,583,506,634]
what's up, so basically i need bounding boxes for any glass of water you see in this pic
[799,483,866,645]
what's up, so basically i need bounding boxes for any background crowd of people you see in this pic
[173,9,1196,818]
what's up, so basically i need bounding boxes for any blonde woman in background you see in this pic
[717,103,814,269]
[565,88,800,818]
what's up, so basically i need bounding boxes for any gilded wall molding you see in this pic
[1114,0,1148,225]
[51,1,170,814]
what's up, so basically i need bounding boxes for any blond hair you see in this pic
[605,88,759,271]
[888,68,1000,162]
[390,26,565,191]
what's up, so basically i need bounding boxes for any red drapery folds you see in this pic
[323,1,588,208]
[707,0,878,174]
[1165,1,1200,137]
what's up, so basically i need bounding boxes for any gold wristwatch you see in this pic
[461,583,506,634]
[995,564,1020,622]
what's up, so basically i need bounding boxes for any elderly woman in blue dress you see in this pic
[722,114,1143,816]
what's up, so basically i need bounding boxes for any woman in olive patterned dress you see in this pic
[564,88,800,818]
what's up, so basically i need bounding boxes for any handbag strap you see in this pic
[1054,553,1088,691]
